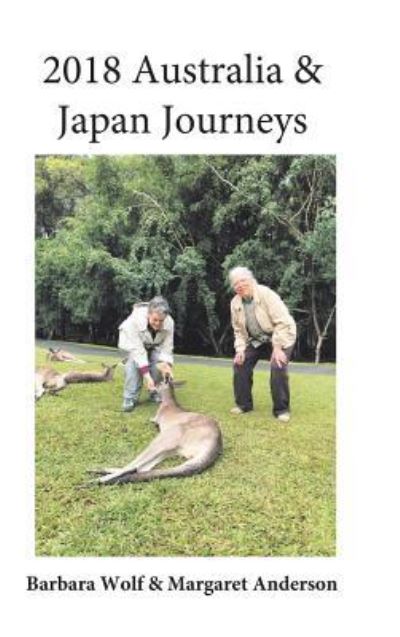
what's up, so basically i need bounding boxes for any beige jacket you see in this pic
[231,283,296,353]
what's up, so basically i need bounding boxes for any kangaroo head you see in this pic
[156,378,186,403]
[101,363,118,379]
[156,378,174,401]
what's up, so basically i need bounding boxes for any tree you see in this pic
[35,155,336,361]
[35,156,88,237]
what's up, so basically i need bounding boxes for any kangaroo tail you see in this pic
[106,436,222,485]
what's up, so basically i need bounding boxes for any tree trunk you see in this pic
[217,322,231,355]
[312,302,336,364]
[88,324,97,343]
[314,335,323,364]
[197,327,220,356]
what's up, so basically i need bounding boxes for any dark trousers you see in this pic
[233,343,293,416]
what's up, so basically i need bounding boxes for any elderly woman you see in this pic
[229,267,296,422]
[118,296,174,411]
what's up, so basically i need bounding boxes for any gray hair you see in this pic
[148,296,171,317]
[228,266,255,287]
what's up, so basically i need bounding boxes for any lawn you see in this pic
[35,348,335,557]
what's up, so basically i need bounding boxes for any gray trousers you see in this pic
[233,343,294,416]
[123,349,163,402]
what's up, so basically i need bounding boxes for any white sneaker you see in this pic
[122,399,136,412]
[277,412,290,423]
[230,406,245,415]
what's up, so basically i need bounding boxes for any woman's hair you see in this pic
[228,266,255,287]
[148,296,171,317]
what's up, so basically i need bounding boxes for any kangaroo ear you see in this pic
[101,363,107,369]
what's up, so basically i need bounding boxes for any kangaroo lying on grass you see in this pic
[35,366,68,399]
[35,363,117,400]
[46,347,86,363]
[85,378,223,486]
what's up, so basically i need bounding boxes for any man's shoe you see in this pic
[122,399,136,412]
[230,406,245,415]
[277,412,290,423]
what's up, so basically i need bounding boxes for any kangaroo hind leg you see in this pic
[99,434,177,485]
[35,375,45,401]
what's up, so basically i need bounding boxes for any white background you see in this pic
[1,1,399,634]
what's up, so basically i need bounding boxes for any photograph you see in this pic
[35,154,336,557]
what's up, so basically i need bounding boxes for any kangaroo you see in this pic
[46,347,86,363]
[63,363,117,384]
[87,379,223,486]
[35,363,117,400]
[35,366,67,400]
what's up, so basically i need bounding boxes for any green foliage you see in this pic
[301,207,336,282]
[35,156,88,237]
[35,155,336,359]
[35,349,335,557]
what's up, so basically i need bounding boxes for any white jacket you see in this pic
[118,304,174,368]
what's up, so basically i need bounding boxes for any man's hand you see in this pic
[144,374,156,392]
[271,347,288,368]
[234,352,245,366]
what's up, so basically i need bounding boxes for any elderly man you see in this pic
[118,296,174,412]
[229,267,296,422]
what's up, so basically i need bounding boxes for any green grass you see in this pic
[35,348,335,557]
